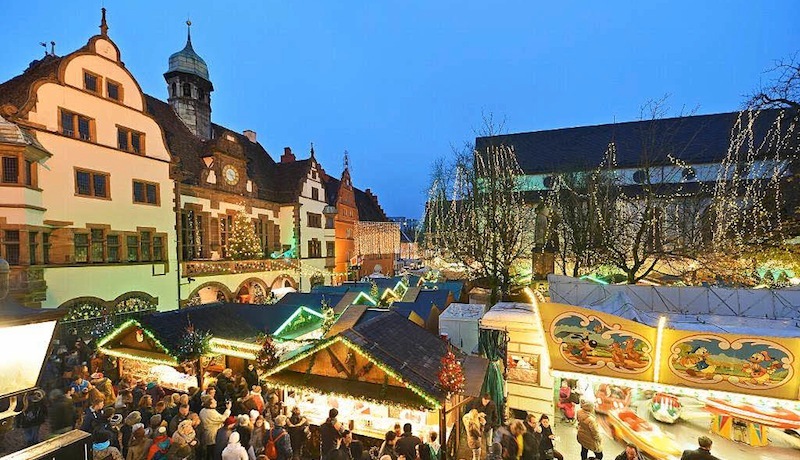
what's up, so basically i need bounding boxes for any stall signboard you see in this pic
[660,329,799,400]
[539,303,657,382]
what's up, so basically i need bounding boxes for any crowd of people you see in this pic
[18,337,726,460]
[19,337,324,460]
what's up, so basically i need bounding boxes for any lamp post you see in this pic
[0,258,91,458]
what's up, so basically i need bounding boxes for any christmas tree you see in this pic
[256,336,279,372]
[438,349,465,396]
[228,208,263,260]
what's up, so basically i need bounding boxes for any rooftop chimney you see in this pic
[243,130,257,143]
[281,147,295,163]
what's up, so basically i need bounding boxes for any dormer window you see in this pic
[83,70,100,94]
[107,80,122,101]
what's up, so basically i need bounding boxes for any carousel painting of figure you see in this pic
[668,334,793,389]
[550,311,652,374]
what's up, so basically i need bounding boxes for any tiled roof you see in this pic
[393,289,451,323]
[271,159,312,203]
[354,187,388,222]
[0,54,64,112]
[274,292,344,312]
[475,109,788,174]
[322,174,340,206]
[342,311,462,401]
[135,303,317,354]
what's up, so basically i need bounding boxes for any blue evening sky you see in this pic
[1,1,797,218]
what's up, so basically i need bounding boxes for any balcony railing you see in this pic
[182,258,300,277]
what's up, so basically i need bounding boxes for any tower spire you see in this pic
[99,7,108,36]
[186,19,192,46]
[343,150,350,172]
[310,142,316,158]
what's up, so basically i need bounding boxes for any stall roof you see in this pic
[420,281,465,300]
[269,311,488,407]
[584,294,800,338]
[393,289,451,321]
[482,302,538,328]
[126,303,325,354]
[275,292,345,311]
[440,303,485,322]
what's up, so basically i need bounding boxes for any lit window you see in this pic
[90,229,104,263]
[74,233,89,263]
[126,235,139,262]
[107,235,119,262]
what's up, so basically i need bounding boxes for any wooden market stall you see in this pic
[263,311,488,458]
[97,302,329,391]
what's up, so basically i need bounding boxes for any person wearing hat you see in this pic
[169,419,198,458]
[92,430,123,460]
[147,426,171,460]
[16,389,48,446]
[215,416,238,460]
[576,401,603,460]
[235,414,254,458]
[127,423,152,460]
[200,396,233,459]
[122,411,143,457]
[222,431,249,460]
[148,414,165,439]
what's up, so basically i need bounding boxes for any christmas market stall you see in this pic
[96,302,331,391]
[263,311,488,456]
[536,299,800,457]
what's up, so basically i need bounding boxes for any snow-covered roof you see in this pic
[440,303,484,321]
[481,302,538,328]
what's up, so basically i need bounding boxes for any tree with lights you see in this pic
[228,208,263,260]
[437,349,465,397]
[425,114,536,304]
[176,323,211,364]
[255,335,279,372]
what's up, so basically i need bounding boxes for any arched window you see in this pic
[197,88,205,102]
[182,83,192,97]
[171,82,176,97]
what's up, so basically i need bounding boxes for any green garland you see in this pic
[176,323,212,363]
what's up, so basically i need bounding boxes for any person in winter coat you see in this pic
[93,430,124,460]
[200,397,232,459]
[614,443,643,460]
[244,364,259,391]
[419,431,440,460]
[241,386,265,415]
[469,394,498,451]
[170,420,198,454]
[148,426,172,460]
[377,432,397,460]
[233,414,254,460]
[216,369,235,404]
[499,421,525,460]
[222,431,249,460]
[127,424,153,460]
[169,404,192,436]
[81,397,106,433]
[395,423,422,460]
[680,436,721,460]
[320,408,343,458]
[215,417,238,460]
[286,407,308,460]
[138,395,155,428]
[521,414,541,460]
[16,390,48,446]
[250,416,267,456]
[48,389,76,436]
[91,373,117,407]
[463,409,485,460]
[537,416,562,460]
[576,402,603,460]
[119,411,144,457]
[268,415,293,460]
[147,381,166,406]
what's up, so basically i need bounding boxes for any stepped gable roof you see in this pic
[354,187,388,222]
[135,303,319,353]
[476,109,788,175]
[0,54,64,115]
[342,311,458,400]
[272,159,313,203]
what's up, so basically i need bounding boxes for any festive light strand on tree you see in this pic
[228,207,264,260]
[437,349,465,397]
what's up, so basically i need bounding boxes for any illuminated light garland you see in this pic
[273,306,326,338]
[264,336,442,409]
[209,337,264,352]
[101,347,179,366]
[352,292,378,306]
[551,370,800,411]
[267,380,432,412]
[653,316,667,383]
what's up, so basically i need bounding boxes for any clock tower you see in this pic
[164,21,213,140]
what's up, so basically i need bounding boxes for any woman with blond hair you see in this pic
[463,409,485,460]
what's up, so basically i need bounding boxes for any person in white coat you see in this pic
[199,396,232,459]
[222,431,249,460]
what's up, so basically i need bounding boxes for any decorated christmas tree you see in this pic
[256,335,279,372]
[228,208,263,260]
[438,349,465,396]
[176,323,211,363]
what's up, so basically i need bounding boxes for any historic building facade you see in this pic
[0,11,389,320]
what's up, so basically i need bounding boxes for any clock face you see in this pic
[223,165,239,185]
